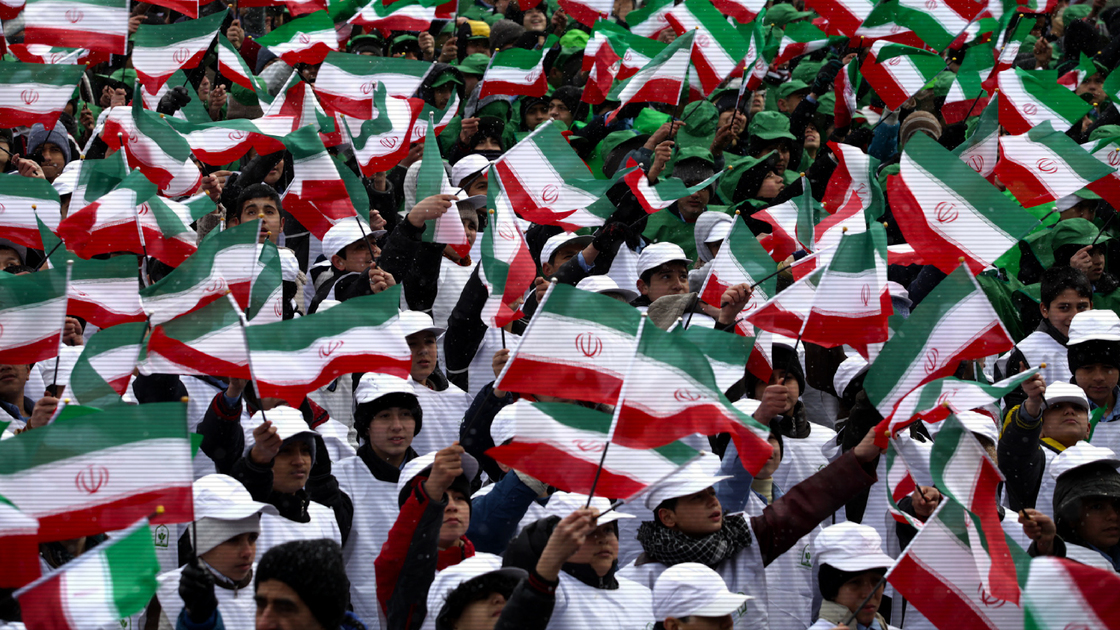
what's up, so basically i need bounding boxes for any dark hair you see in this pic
[1041,265,1093,306]
[3,265,34,275]
[353,392,422,443]
[469,118,506,151]
[639,261,689,286]
[230,183,282,223]
[818,564,887,602]
[653,498,679,527]
[436,572,523,630]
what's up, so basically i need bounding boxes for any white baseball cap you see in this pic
[653,563,750,621]
[193,474,278,521]
[643,451,729,510]
[813,522,893,572]
[576,275,639,303]
[637,242,692,277]
[490,404,518,446]
[1044,382,1091,410]
[426,553,526,627]
[833,355,869,399]
[399,310,446,338]
[1068,310,1120,345]
[540,231,593,266]
[453,189,488,212]
[946,410,1000,447]
[703,219,733,244]
[322,218,376,259]
[451,154,491,189]
[397,449,480,500]
[1049,441,1120,480]
[354,372,416,406]
[543,491,635,526]
[252,406,317,443]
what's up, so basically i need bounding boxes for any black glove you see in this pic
[810,58,845,97]
[156,86,191,116]
[179,558,218,623]
[592,221,631,254]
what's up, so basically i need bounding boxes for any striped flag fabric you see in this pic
[15,517,161,629]
[997,68,1092,136]
[885,441,924,529]
[478,48,548,99]
[165,115,292,166]
[878,369,1038,435]
[7,44,95,65]
[854,0,924,47]
[245,286,411,405]
[942,42,993,124]
[69,157,127,215]
[1023,557,1120,629]
[0,497,39,588]
[665,0,750,97]
[930,414,1022,604]
[983,16,1033,93]
[344,85,423,177]
[893,0,983,52]
[247,241,283,325]
[487,401,699,499]
[887,133,1038,274]
[833,59,862,128]
[0,267,67,365]
[239,0,326,17]
[626,0,673,38]
[806,0,874,37]
[611,321,774,473]
[315,52,430,119]
[623,167,722,213]
[0,173,61,249]
[255,10,338,66]
[712,0,764,23]
[64,253,146,329]
[261,74,335,135]
[591,19,666,82]
[864,265,1013,417]
[755,176,821,262]
[996,121,1115,208]
[414,115,471,257]
[953,93,1000,180]
[347,0,450,35]
[0,0,21,19]
[0,403,193,540]
[217,33,264,94]
[68,322,147,409]
[822,142,876,217]
[676,321,756,393]
[739,11,772,92]
[139,219,260,326]
[860,41,946,111]
[144,0,198,17]
[496,282,641,405]
[132,10,224,93]
[558,0,612,26]
[0,60,85,129]
[102,90,200,191]
[281,125,358,239]
[582,28,626,105]
[144,294,248,378]
[479,168,535,329]
[697,217,777,320]
[606,30,694,124]
[772,21,830,67]
[23,0,129,55]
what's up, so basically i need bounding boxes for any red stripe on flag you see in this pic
[23,28,126,55]
[889,552,1000,630]
[997,93,1034,136]
[886,173,984,274]
[860,53,909,111]
[257,354,411,407]
[499,358,623,407]
[613,404,773,473]
[37,486,193,542]
[0,333,63,365]
[493,161,578,226]
[17,572,70,630]
[140,227,198,268]
[487,442,648,498]
[0,532,41,589]
[0,107,63,131]
[973,459,1021,604]
[147,328,251,379]
[66,300,145,330]
[0,224,46,250]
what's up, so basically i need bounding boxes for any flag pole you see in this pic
[51,260,75,396]
[224,291,269,425]
[588,313,648,507]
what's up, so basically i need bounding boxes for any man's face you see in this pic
[638,262,689,302]
[463,75,481,99]
[272,440,311,495]
[0,248,23,271]
[433,84,455,111]
[202,532,257,583]
[238,198,284,244]
[407,331,438,384]
[366,406,416,461]
[465,176,488,198]
[438,489,470,549]
[1077,496,1120,550]
[524,103,550,130]
[777,94,805,114]
[1077,73,1106,105]
[761,144,790,174]
[39,142,66,182]
[255,579,325,630]
[1076,363,1119,407]
[549,99,574,127]
[803,124,821,152]
[1060,201,1095,222]
[0,364,31,404]
[566,523,618,577]
[757,171,785,199]
[659,487,723,536]
[1040,288,1091,337]
[466,39,490,57]
[678,188,711,221]
[331,238,379,274]
[834,571,885,627]
[749,92,766,115]
[541,243,584,277]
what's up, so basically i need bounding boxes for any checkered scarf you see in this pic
[635,514,753,567]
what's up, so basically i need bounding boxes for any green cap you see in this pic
[554,47,584,70]
[349,33,383,52]
[677,100,719,151]
[391,34,418,46]
[749,110,797,141]
[816,91,835,116]
[775,80,810,101]
[477,99,511,122]
[766,3,813,27]
[597,129,648,178]
[674,146,716,168]
[457,53,491,77]
[633,108,673,135]
[1064,3,1092,23]
[791,59,824,84]
[1051,218,1110,251]
[430,70,464,88]
[559,29,589,49]
[717,154,767,205]
[1090,125,1120,142]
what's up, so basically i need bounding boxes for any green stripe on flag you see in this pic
[489,47,544,71]
[678,325,754,371]
[157,295,243,342]
[0,266,66,309]
[132,9,224,48]
[538,402,696,465]
[540,283,641,337]
[105,522,160,616]
[246,285,403,350]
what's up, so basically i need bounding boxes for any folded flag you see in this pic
[589,19,667,82]
[255,10,338,66]
[348,0,451,35]
[582,28,626,105]
[496,283,641,405]
[822,142,877,218]
[0,497,39,589]
[833,59,862,128]
[281,125,358,239]
[712,0,764,23]
[983,16,1033,93]
[942,42,992,124]
[0,60,85,129]
[665,0,750,97]
[996,120,1115,208]
[239,0,326,17]
[143,293,248,378]
[740,12,772,92]
[806,0,874,36]
[217,33,265,94]
[132,10,224,93]
[345,85,423,177]
[772,21,830,67]
[953,93,1000,180]
[144,0,198,17]
[15,517,161,630]
[166,115,292,166]
[885,441,924,529]
[0,267,67,366]
[854,0,924,47]
[893,0,983,51]
[61,251,146,330]
[247,240,284,325]
[414,114,472,257]
[607,30,694,124]
[102,89,200,192]
[315,52,431,119]
[487,401,700,499]
[997,68,1091,136]
[68,322,148,409]
[697,217,778,320]
[478,48,548,99]
[755,175,821,262]
[878,369,1038,435]
[860,41,946,111]
[479,168,535,329]
[558,0,611,26]
[1023,557,1120,629]
[23,0,129,55]
[624,167,722,214]
[676,324,756,393]
[0,173,61,249]
[888,133,1038,274]
[864,264,1013,417]
[626,0,673,38]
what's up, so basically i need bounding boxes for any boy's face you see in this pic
[39,142,66,182]
[549,98,573,126]
[1076,496,1120,550]
[677,185,710,221]
[524,103,550,130]
[433,84,454,111]
[753,368,799,415]
[1040,288,1091,337]
[366,406,415,460]
[236,197,284,244]
[638,262,689,302]
[1040,401,1090,448]
[1075,363,1119,407]
[541,243,584,277]
[1059,201,1095,222]
[757,171,785,199]
[407,331,438,383]
[331,237,379,274]
[659,487,723,536]
[0,247,23,271]
[1085,246,1107,282]
[834,571,885,627]
[271,440,311,495]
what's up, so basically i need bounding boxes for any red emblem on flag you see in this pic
[498,224,516,240]
[575,332,603,358]
[380,136,399,149]
[967,155,985,173]
[0,202,5,214]
[923,348,940,374]
[65,8,83,22]
[1109,150,1120,167]
[977,585,1006,608]
[228,130,247,142]
[935,201,958,223]
[361,82,375,95]
[1023,103,1038,116]
[173,48,190,65]
[574,439,605,452]
[925,0,937,9]
[318,340,344,358]
[673,389,704,402]
[1035,158,1058,174]
[204,278,227,294]
[860,284,871,306]
[541,185,560,204]
[298,33,311,45]
[887,56,902,66]
[76,465,109,494]
[20,89,38,106]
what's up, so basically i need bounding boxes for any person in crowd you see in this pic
[808,522,897,630]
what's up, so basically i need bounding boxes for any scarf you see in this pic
[635,514,753,567]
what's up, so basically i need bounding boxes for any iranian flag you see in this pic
[864,265,1013,417]
[0,267,67,365]
[771,22,830,67]
[942,42,992,124]
[893,0,983,51]
[345,87,423,177]
[997,68,1091,136]
[887,133,1038,274]
[67,255,147,329]
[983,16,1037,93]
[558,0,611,26]
[487,401,699,499]
[591,19,667,81]
[582,29,626,105]
[888,498,1026,630]
[698,218,777,320]
[854,0,925,47]
[478,48,548,99]
[930,414,1022,603]
[58,170,199,267]
[144,294,249,378]
[806,0,874,36]
[217,33,264,94]
[479,168,535,329]
[0,174,61,249]
[239,0,326,17]
[166,115,292,166]
[493,121,613,228]
[139,219,260,326]
[496,283,641,405]
[68,322,147,409]
[626,0,673,38]
[245,287,412,405]
[132,10,224,93]
[624,166,722,213]
[247,240,283,325]
[885,441,924,529]
[676,324,756,393]
[712,0,763,23]
[823,142,875,215]
[834,59,862,128]
[15,518,161,629]
[413,91,459,139]
[860,42,946,111]
[315,52,430,119]
[7,44,96,65]
[1082,135,1120,210]
[255,10,338,66]
[877,369,1038,435]
[0,497,39,589]
[740,12,772,92]
[610,320,774,473]
[414,115,471,257]
[348,0,450,35]
[606,30,694,124]
[755,177,821,262]
[1023,557,1120,629]
[262,74,335,136]
[665,0,750,97]
[953,93,1000,179]
[69,157,127,215]
[996,120,1115,208]
[102,91,199,191]
[0,403,193,540]
[748,222,893,352]
[0,60,85,129]
[281,125,358,239]
[23,0,128,55]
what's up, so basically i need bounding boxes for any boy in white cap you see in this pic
[1067,310,1120,430]
[309,218,393,313]
[398,310,471,456]
[808,522,897,630]
[653,563,751,630]
[635,242,692,307]
[155,474,278,630]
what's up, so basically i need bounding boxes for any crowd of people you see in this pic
[3,0,1120,627]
